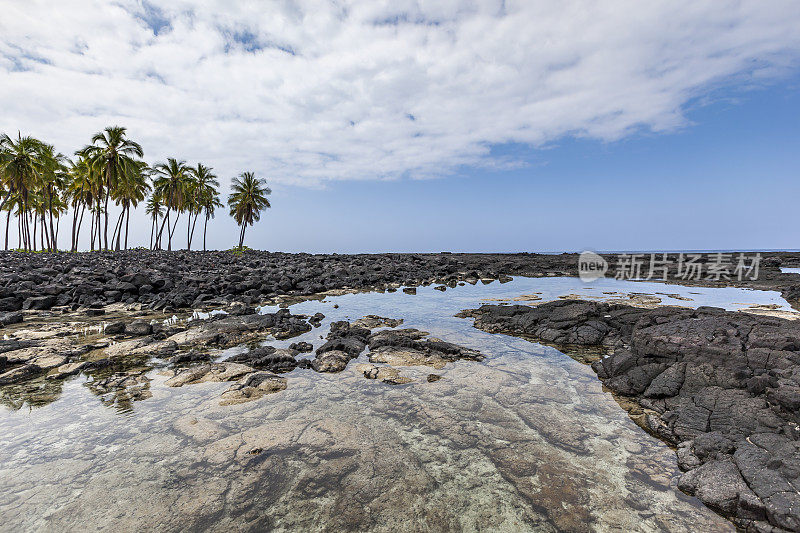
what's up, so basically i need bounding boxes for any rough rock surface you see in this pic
[4,250,797,313]
[368,329,485,369]
[227,346,300,373]
[354,363,413,385]
[219,372,288,405]
[463,299,800,532]
[165,362,255,387]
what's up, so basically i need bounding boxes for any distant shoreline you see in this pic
[2,249,800,315]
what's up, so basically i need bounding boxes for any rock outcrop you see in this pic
[463,299,800,532]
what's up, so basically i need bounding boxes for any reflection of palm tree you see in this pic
[227,171,271,250]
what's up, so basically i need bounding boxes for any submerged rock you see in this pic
[464,299,800,532]
[350,315,403,329]
[219,372,287,405]
[355,363,412,385]
[312,350,350,373]
[165,362,254,387]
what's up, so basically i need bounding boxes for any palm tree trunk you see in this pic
[26,207,32,251]
[43,216,50,251]
[97,203,103,250]
[149,215,155,250]
[0,190,11,213]
[113,207,125,251]
[90,210,95,251]
[124,205,131,250]
[203,214,209,251]
[103,186,110,250]
[32,211,38,252]
[76,204,85,251]
[71,205,78,251]
[4,209,11,250]
[187,210,192,250]
[238,224,246,249]
[156,208,170,250]
[168,212,180,251]
[42,216,49,251]
[48,190,56,252]
[189,212,199,250]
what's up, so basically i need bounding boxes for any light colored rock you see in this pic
[30,354,69,370]
[3,339,77,365]
[165,362,254,387]
[219,372,287,405]
[0,364,39,385]
[53,361,89,378]
[350,315,403,329]
[312,350,350,372]
[172,416,228,442]
[369,347,446,369]
[354,363,413,384]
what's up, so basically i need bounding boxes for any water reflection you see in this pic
[0,276,769,531]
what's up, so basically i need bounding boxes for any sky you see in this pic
[1,0,799,252]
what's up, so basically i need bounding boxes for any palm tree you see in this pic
[227,171,271,250]
[66,158,94,251]
[77,126,143,250]
[187,163,219,250]
[152,158,190,251]
[38,143,68,251]
[145,193,164,250]
[112,160,151,250]
[201,189,222,251]
[0,133,47,250]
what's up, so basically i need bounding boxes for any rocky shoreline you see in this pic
[2,250,800,316]
[0,297,484,409]
[461,299,800,532]
[3,250,800,529]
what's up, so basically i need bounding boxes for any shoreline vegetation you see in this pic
[0,126,271,253]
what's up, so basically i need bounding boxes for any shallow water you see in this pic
[2,277,785,532]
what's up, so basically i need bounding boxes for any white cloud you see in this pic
[1,0,799,187]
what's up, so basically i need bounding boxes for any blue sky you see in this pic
[207,77,800,253]
[2,1,799,252]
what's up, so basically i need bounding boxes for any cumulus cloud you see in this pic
[1,0,799,186]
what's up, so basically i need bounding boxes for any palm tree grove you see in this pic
[0,126,270,252]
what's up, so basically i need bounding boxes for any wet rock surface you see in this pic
[0,276,745,532]
[464,299,800,531]
[219,372,288,405]
[311,318,484,377]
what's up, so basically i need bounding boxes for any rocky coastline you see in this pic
[3,250,800,530]
[2,250,800,315]
[461,299,800,532]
